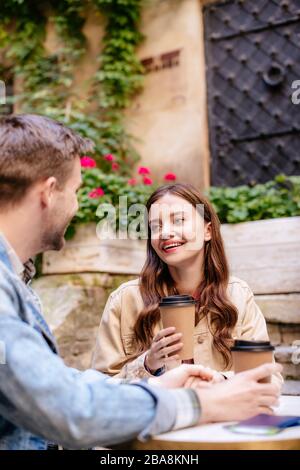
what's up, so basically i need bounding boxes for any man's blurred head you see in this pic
[0,114,93,252]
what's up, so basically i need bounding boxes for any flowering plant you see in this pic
[66,156,177,238]
[67,157,300,239]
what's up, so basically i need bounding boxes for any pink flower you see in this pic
[88,187,105,199]
[104,154,116,162]
[164,172,177,181]
[128,178,137,186]
[111,162,119,171]
[80,156,97,168]
[143,176,153,185]
[138,166,150,175]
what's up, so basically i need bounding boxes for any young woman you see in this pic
[92,183,282,386]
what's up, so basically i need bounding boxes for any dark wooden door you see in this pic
[204,0,300,186]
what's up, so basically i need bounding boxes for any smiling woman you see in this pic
[91,183,283,388]
[148,193,208,265]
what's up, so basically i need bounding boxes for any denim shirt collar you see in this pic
[0,234,36,284]
[0,235,58,353]
[0,236,14,273]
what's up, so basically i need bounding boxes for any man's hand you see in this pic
[196,363,282,423]
[148,364,219,389]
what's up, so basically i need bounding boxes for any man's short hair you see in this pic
[0,114,93,208]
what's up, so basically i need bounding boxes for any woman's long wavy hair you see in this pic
[133,183,238,369]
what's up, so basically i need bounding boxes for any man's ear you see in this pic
[204,222,212,242]
[40,177,58,208]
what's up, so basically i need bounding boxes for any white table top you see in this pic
[135,395,300,450]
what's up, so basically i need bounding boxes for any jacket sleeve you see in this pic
[0,274,178,449]
[91,292,152,379]
[239,285,284,388]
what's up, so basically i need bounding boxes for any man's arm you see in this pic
[0,313,162,448]
[0,275,197,448]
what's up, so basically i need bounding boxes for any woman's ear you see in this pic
[204,222,212,242]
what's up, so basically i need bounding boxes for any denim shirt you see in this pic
[0,238,179,449]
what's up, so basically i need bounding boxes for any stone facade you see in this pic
[33,273,135,370]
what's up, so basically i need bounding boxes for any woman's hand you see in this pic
[184,367,225,389]
[144,327,183,374]
[148,364,217,389]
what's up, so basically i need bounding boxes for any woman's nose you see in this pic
[160,223,175,240]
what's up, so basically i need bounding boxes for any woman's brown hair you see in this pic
[133,183,238,369]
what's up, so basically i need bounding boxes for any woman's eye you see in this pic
[150,223,160,232]
[174,217,185,224]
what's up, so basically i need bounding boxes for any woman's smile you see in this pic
[160,239,186,254]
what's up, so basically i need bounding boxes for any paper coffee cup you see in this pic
[159,295,196,362]
[231,339,275,383]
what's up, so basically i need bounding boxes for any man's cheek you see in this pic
[72,196,79,214]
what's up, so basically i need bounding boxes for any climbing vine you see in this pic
[0,0,145,174]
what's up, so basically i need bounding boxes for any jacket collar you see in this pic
[0,235,36,284]
[0,236,14,273]
[0,235,58,353]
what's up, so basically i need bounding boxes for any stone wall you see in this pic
[33,273,135,370]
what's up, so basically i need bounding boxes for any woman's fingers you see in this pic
[149,328,185,368]
[155,333,182,351]
[159,342,183,358]
[211,372,226,383]
[164,355,180,363]
[153,327,176,342]
[184,376,213,389]
[184,376,195,388]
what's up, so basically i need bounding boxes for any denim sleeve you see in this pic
[0,277,177,449]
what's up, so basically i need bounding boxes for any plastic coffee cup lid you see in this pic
[231,339,274,352]
[159,295,196,307]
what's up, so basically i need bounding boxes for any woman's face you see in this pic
[149,193,211,267]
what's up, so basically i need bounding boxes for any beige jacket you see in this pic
[92,276,282,386]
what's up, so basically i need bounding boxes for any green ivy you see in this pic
[93,0,144,109]
[0,0,145,174]
[208,174,300,224]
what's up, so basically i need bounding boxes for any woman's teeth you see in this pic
[163,242,184,251]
